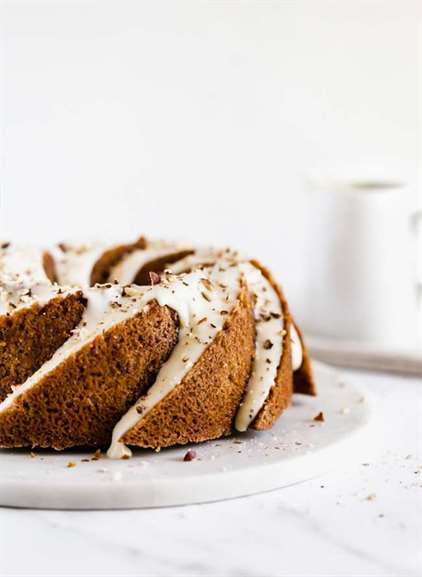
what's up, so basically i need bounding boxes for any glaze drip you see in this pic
[107,263,242,458]
[0,244,76,316]
[234,263,284,431]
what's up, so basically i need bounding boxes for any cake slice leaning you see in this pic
[234,260,294,431]
[107,263,256,456]
[0,285,179,449]
[236,260,316,431]
[169,252,315,429]
[168,248,316,396]
[0,243,85,402]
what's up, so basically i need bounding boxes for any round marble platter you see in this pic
[0,362,373,510]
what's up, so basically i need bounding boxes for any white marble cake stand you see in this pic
[0,362,373,510]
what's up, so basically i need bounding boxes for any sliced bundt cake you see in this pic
[0,236,316,455]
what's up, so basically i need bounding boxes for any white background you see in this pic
[1,0,420,316]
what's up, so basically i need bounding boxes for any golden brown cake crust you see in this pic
[90,236,146,285]
[249,260,293,431]
[122,282,255,449]
[0,301,179,449]
[0,293,85,403]
[292,321,317,396]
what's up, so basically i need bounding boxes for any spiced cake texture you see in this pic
[0,237,316,455]
[122,283,255,448]
[0,293,85,402]
[0,301,178,449]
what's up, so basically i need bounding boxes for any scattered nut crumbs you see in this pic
[91,449,102,461]
[313,411,325,422]
[183,449,197,462]
[67,462,76,468]
[200,278,212,291]
[149,271,161,285]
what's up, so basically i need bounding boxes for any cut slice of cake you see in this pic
[235,260,294,431]
[107,263,255,456]
[0,286,179,449]
[0,243,85,402]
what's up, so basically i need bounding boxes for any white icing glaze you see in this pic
[107,263,242,459]
[109,242,190,285]
[290,323,303,371]
[54,243,108,287]
[0,282,79,317]
[0,285,147,413]
[0,244,48,285]
[234,263,284,432]
[0,244,76,316]
[167,247,242,275]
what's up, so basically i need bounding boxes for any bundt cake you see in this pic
[0,237,315,458]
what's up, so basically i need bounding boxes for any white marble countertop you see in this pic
[0,367,421,577]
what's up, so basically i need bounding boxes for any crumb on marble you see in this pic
[91,449,102,461]
[183,449,197,462]
[365,493,376,501]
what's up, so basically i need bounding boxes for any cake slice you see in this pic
[0,286,179,449]
[169,250,316,401]
[107,263,255,456]
[236,261,294,431]
[0,243,85,402]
